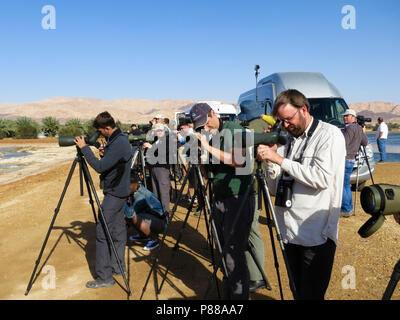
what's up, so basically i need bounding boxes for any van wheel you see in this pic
[352,181,365,191]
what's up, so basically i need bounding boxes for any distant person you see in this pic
[340,109,368,217]
[127,124,142,135]
[154,114,164,124]
[376,117,389,162]
[143,123,172,219]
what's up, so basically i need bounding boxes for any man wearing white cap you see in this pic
[341,109,368,217]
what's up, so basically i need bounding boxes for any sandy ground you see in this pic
[0,139,400,301]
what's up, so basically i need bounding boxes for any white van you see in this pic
[238,72,375,188]
[175,100,240,127]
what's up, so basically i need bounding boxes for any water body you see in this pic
[366,132,400,162]
[0,147,32,171]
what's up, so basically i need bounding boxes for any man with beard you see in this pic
[256,89,346,300]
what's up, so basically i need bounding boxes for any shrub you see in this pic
[15,117,39,139]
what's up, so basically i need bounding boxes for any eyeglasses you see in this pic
[280,109,300,124]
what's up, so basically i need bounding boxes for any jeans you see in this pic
[341,160,354,213]
[377,138,387,161]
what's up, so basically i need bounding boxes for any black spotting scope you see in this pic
[358,184,400,238]
[58,131,101,148]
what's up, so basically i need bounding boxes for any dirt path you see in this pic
[0,140,400,300]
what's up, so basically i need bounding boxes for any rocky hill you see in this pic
[348,101,400,123]
[0,97,399,124]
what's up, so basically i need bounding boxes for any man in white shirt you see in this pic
[256,89,346,300]
[376,117,389,162]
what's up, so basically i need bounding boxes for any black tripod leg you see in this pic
[139,164,193,300]
[140,148,147,189]
[259,173,298,300]
[80,159,132,296]
[194,166,225,298]
[79,160,84,196]
[260,185,284,299]
[382,259,400,300]
[203,175,256,299]
[81,163,98,224]
[25,158,79,296]
[157,193,197,293]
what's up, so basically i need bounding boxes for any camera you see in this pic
[58,131,101,148]
[137,122,153,133]
[357,115,372,127]
[275,178,294,208]
[358,184,400,238]
[178,114,193,128]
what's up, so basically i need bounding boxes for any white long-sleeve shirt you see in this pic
[266,118,346,246]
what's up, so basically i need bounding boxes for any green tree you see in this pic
[83,118,96,136]
[15,117,39,139]
[59,118,85,136]
[41,116,60,137]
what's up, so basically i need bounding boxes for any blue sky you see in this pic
[0,0,399,104]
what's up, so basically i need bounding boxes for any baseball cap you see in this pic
[154,114,164,119]
[189,103,212,130]
[342,109,357,117]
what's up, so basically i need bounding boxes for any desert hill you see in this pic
[0,97,399,124]
[0,97,199,124]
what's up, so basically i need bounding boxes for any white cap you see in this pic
[154,114,164,119]
[342,109,357,117]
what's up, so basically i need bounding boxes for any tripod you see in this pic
[203,161,297,300]
[353,145,375,216]
[131,142,147,189]
[139,162,228,299]
[25,147,132,296]
[382,259,400,300]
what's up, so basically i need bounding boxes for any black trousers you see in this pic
[96,194,127,281]
[150,166,171,215]
[284,238,336,300]
[212,194,255,300]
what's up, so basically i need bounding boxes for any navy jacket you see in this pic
[81,128,132,198]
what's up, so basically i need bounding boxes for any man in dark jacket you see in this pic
[75,111,132,289]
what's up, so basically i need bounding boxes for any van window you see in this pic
[308,98,348,128]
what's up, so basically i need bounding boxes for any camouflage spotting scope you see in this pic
[358,184,400,238]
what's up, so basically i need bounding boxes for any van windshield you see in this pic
[308,98,348,128]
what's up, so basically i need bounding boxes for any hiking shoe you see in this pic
[143,239,160,251]
[340,212,355,218]
[193,208,202,217]
[129,234,150,242]
[86,279,115,289]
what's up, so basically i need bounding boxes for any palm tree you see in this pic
[41,116,60,137]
